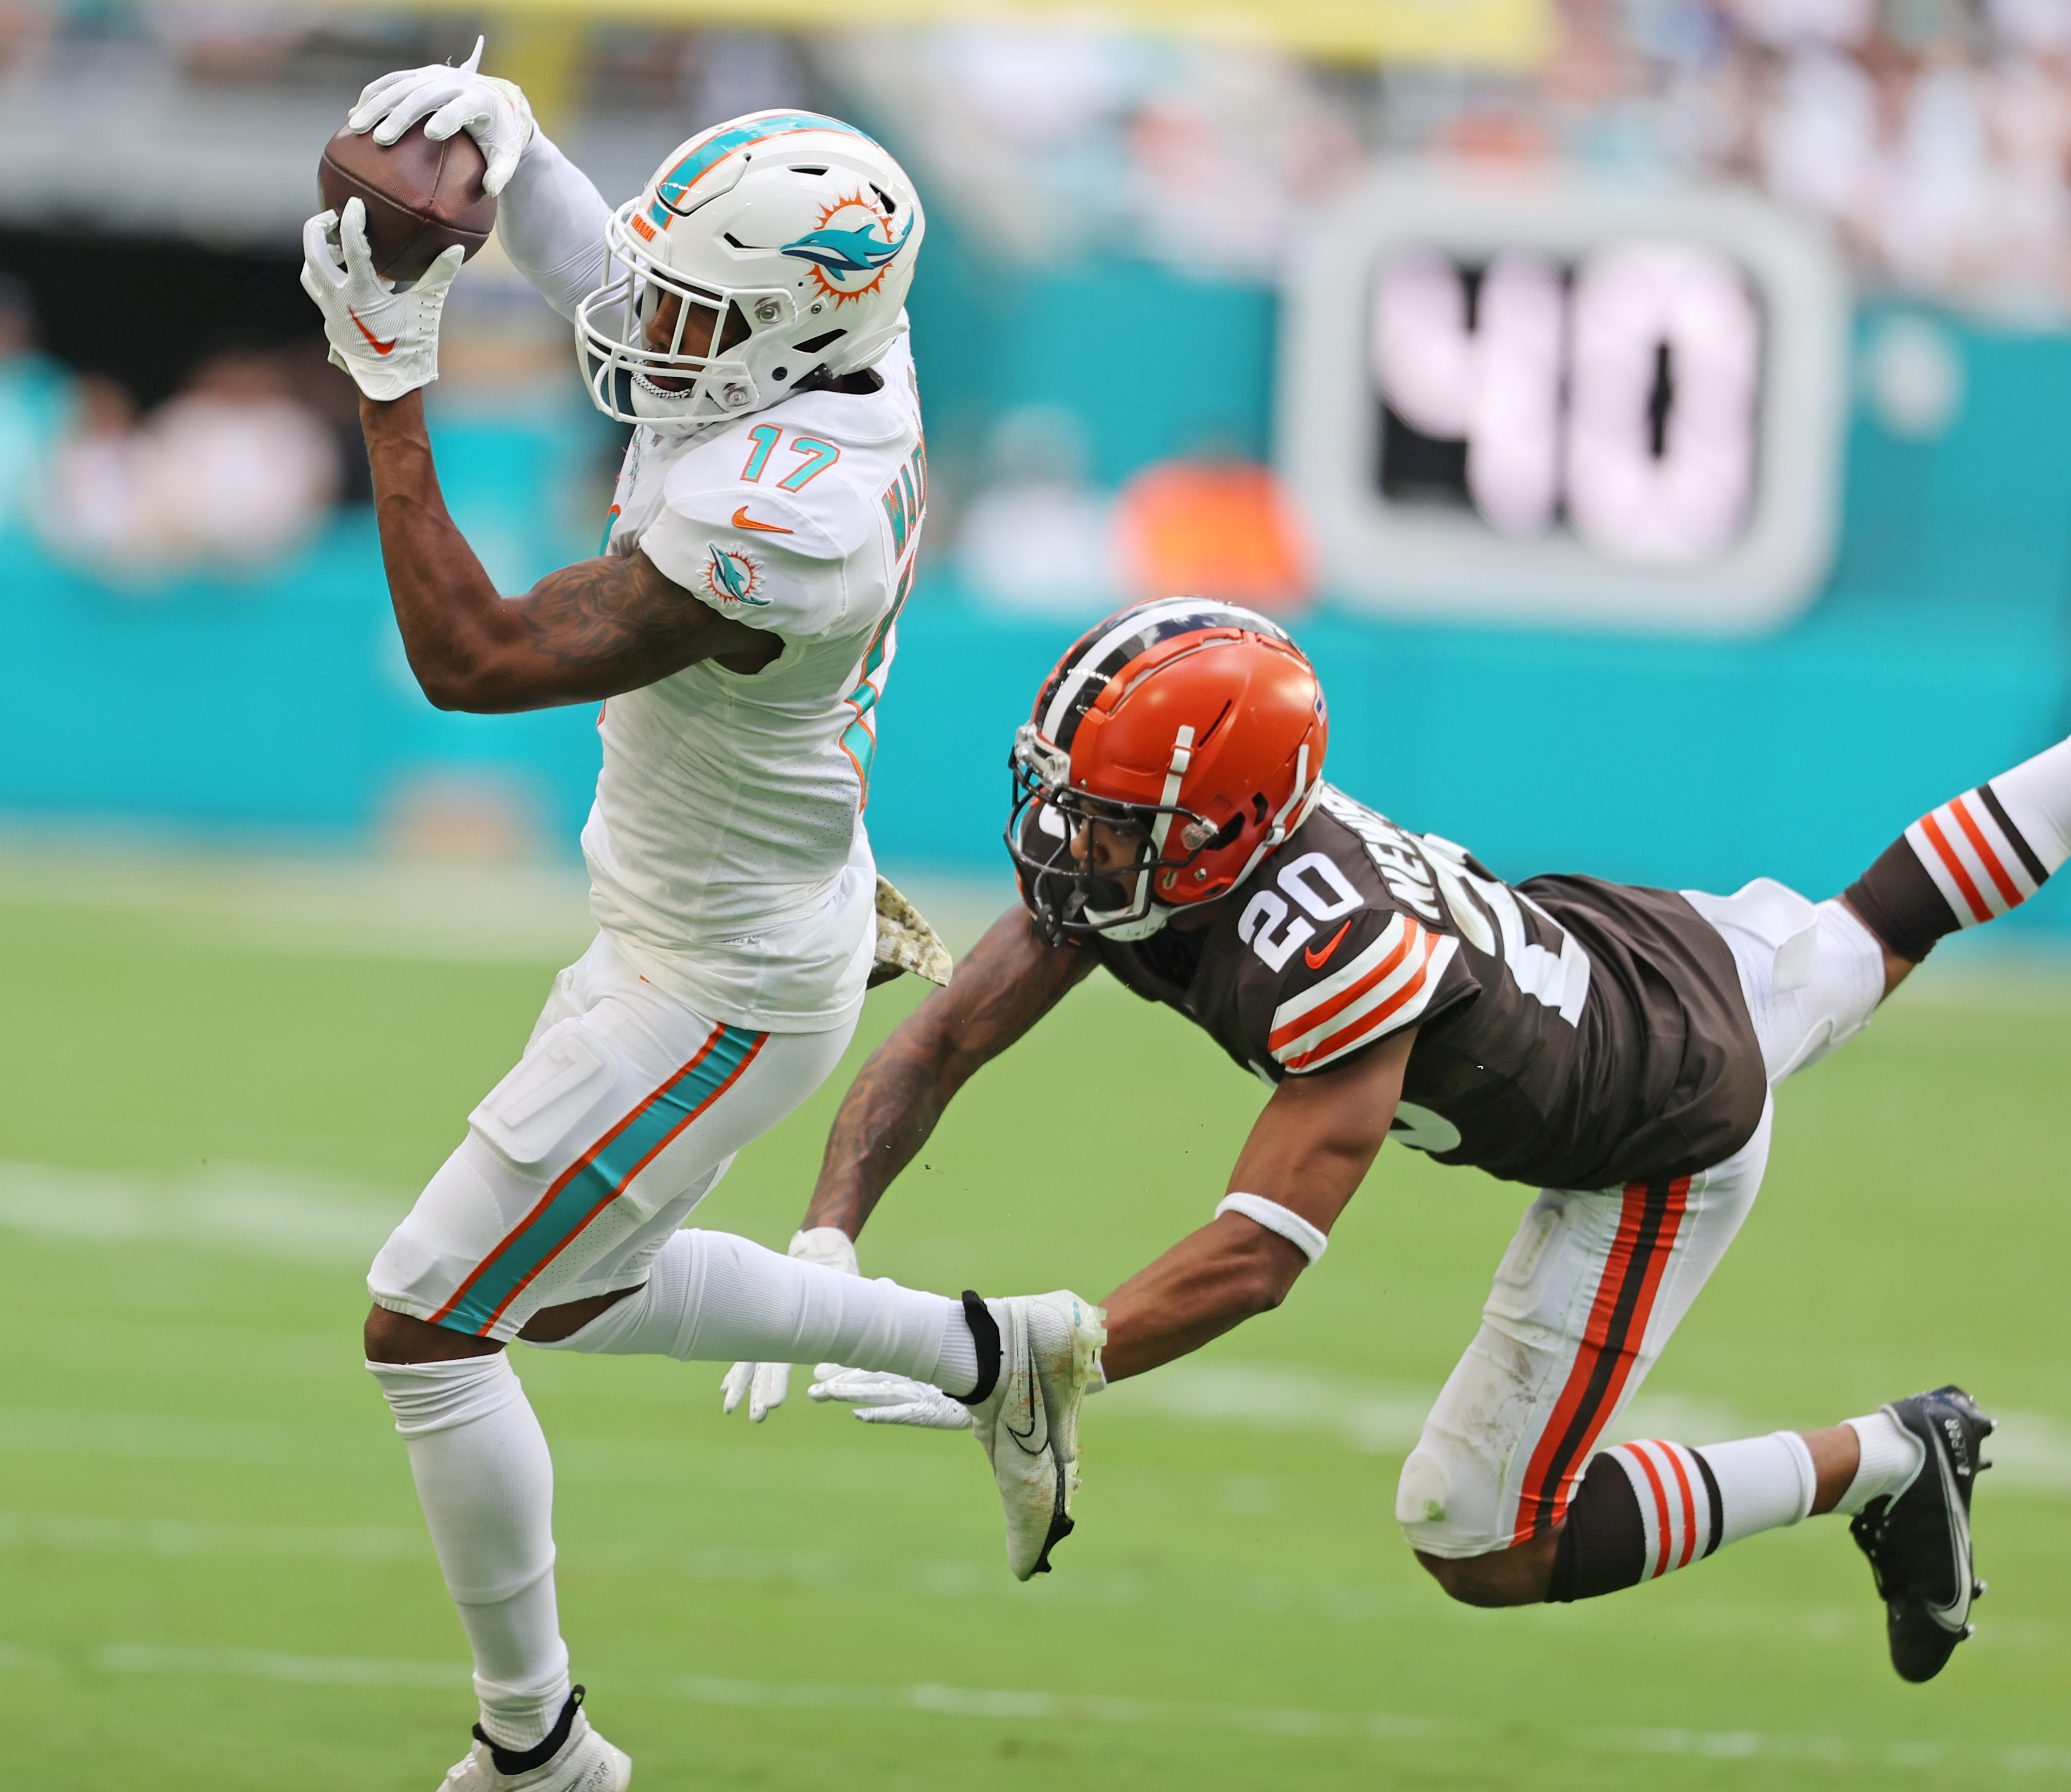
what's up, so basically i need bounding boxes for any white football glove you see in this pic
[300,200,462,402]
[807,1365,975,1429]
[346,35,535,199]
[808,1352,1109,1429]
[720,1227,858,1422]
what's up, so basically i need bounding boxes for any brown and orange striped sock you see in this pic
[1547,1433,1816,1602]
[1845,737,2071,960]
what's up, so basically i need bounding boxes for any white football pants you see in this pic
[370,931,856,1340]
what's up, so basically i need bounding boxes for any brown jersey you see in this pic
[1090,785,1767,1191]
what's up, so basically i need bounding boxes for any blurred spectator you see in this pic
[275,334,374,508]
[1731,0,1874,48]
[843,29,1356,272]
[0,4,52,68]
[436,238,580,407]
[1992,0,2071,57]
[142,4,299,81]
[957,404,1119,616]
[1759,48,1881,226]
[1988,54,2071,304]
[0,271,66,536]
[41,374,155,571]
[1113,450,1312,613]
[143,351,338,565]
[684,30,809,120]
[38,351,338,581]
[842,1,2071,314]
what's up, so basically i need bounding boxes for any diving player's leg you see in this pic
[1842,732,2071,992]
[1538,1382,1995,1683]
[1396,1107,1994,1678]
[1396,1107,1780,1607]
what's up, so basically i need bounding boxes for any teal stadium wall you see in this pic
[4,269,2069,938]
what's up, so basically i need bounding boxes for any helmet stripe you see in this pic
[1039,599,1291,751]
[1040,599,1229,744]
[652,113,880,220]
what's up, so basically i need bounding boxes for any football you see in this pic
[317,120,497,283]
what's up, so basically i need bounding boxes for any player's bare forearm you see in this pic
[360,391,773,712]
[1098,1214,1309,1380]
[804,907,1094,1238]
[1100,1029,1414,1382]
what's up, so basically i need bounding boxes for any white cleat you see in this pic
[437,1689,631,1792]
[961,1289,1107,1580]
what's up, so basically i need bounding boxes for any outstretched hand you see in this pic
[809,1365,974,1429]
[347,35,535,197]
[300,200,463,402]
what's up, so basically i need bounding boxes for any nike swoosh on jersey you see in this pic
[348,310,397,355]
[1303,919,1354,970]
[731,505,794,534]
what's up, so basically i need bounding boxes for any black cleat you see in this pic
[1849,1385,1995,1684]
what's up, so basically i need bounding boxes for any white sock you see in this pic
[368,1353,569,1751]
[536,1228,964,1385]
[1990,736,2071,872]
[1836,1408,1927,1516]
[934,1301,980,1395]
[1699,1429,1818,1548]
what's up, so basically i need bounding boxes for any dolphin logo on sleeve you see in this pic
[704,543,770,606]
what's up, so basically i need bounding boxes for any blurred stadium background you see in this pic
[1,1,2068,1787]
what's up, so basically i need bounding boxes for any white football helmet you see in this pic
[575,110,925,434]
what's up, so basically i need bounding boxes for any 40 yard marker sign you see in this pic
[1279,168,1849,635]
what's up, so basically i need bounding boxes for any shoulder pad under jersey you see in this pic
[659,427,877,563]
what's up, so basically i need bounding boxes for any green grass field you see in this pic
[1,856,2066,1790]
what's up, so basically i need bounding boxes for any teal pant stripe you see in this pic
[443,1023,764,1335]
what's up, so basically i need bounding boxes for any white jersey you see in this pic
[582,334,928,1032]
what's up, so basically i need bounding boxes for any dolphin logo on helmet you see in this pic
[781,213,915,280]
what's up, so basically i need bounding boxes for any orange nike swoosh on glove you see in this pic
[732,506,794,534]
[348,310,397,355]
[1303,920,1354,970]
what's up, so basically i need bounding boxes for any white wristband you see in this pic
[1215,1193,1328,1265]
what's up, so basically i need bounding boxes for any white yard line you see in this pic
[2,1504,2060,1653]
[0,1510,423,1562]
[0,1159,406,1265]
[0,842,598,963]
[95,1644,466,1688]
[37,1646,2067,1768]
[0,838,1017,963]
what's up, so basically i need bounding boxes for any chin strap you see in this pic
[1225,743,1317,894]
[1087,724,1195,935]
[1144,724,1197,865]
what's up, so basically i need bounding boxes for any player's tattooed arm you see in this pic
[1098,1027,1416,1383]
[361,390,777,711]
[804,907,1096,1240]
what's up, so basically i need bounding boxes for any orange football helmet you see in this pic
[1007,599,1329,941]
